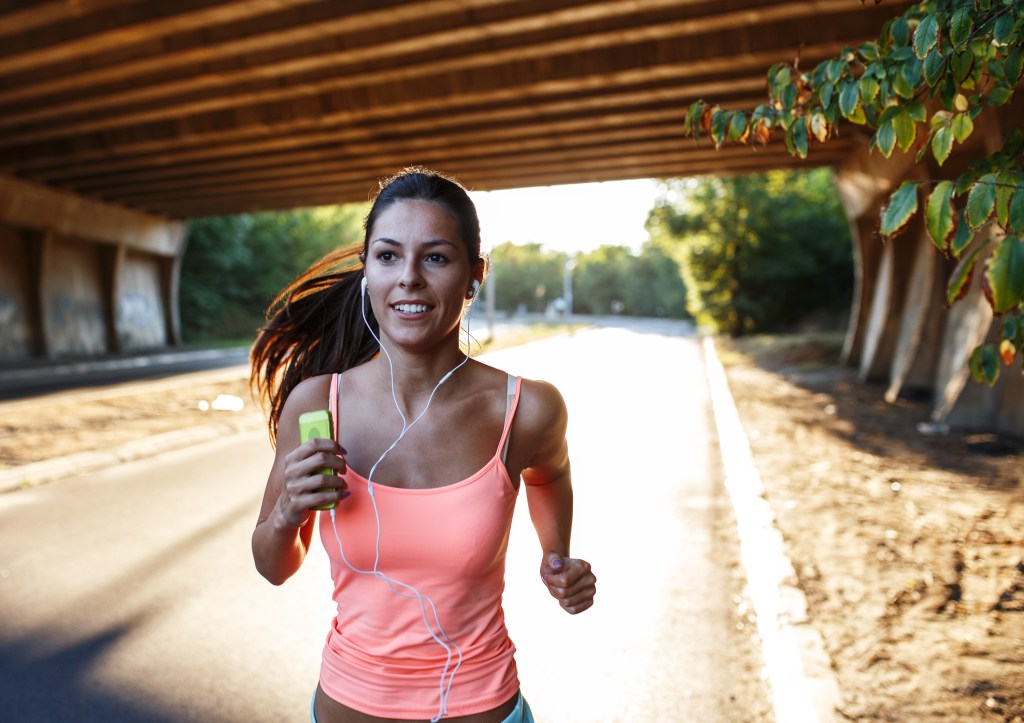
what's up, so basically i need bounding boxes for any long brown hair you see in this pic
[249,167,484,443]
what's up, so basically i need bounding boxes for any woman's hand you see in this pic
[539,551,596,615]
[273,438,349,529]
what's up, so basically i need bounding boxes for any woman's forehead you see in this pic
[371,199,462,245]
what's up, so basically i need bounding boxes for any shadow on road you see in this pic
[0,615,180,722]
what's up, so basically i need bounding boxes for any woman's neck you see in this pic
[372,339,469,413]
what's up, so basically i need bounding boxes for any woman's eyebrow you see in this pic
[370,237,458,249]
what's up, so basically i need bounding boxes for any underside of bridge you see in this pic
[0,0,915,216]
[0,0,1020,436]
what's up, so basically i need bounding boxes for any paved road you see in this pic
[0,320,767,721]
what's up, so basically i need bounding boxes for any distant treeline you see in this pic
[179,169,852,342]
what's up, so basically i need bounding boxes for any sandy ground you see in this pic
[2,332,1021,721]
[719,334,1023,723]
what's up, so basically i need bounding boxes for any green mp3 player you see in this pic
[299,409,337,510]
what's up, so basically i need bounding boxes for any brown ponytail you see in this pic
[250,244,378,444]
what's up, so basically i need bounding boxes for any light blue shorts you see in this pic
[311,690,534,722]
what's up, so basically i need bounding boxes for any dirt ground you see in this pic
[720,333,1023,722]
[1,332,1021,721]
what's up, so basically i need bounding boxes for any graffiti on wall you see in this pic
[117,255,166,349]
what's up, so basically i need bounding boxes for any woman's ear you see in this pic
[468,263,485,299]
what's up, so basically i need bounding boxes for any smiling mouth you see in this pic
[393,303,431,314]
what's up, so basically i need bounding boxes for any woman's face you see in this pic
[363,199,479,353]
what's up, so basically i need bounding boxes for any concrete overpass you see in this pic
[1,0,1021,436]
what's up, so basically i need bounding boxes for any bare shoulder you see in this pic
[278,374,334,434]
[286,373,333,409]
[515,377,568,439]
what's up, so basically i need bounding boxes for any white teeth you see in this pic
[394,303,429,314]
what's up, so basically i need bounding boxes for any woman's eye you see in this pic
[425,253,449,264]
[376,251,396,262]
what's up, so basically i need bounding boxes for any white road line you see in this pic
[702,335,841,723]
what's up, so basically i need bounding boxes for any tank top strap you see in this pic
[498,375,521,465]
[330,372,340,439]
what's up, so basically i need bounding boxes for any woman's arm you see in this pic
[519,379,596,614]
[252,376,347,585]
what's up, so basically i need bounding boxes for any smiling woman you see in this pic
[247,167,596,723]
[362,198,482,357]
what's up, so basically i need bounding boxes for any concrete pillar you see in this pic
[26,228,53,358]
[884,222,943,402]
[834,141,919,370]
[0,174,187,360]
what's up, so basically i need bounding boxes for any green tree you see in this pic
[573,243,690,318]
[488,242,566,313]
[647,169,853,334]
[684,0,1024,384]
[573,245,632,315]
[623,243,690,318]
[180,204,366,341]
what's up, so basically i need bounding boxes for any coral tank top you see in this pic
[317,373,522,720]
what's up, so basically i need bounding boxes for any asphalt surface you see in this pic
[0,320,822,721]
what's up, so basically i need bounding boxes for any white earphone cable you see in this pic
[325,276,476,721]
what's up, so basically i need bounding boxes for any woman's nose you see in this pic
[398,260,424,288]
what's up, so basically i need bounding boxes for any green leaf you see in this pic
[952,50,974,84]
[923,48,945,85]
[710,110,729,148]
[893,68,916,99]
[893,111,917,152]
[839,81,861,120]
[950,112,974,143]
[825,59,845,83]
[947,242,984,304]
[901,57,923,88]
[786,118,809,158]
[986,86,1015,107]
[1009,180,1024,233]
[1005,47,1023,87]
[859,42,881,62]
[769,63,790,99]
[880,182,919,238]
[995,172,1015,229]
[950,6,973,48]
[876,121,897,158]
[891,16,911,46]
[1002,314,1020,345]
[994,12,1015,44]
[685,101,703,136]
[728,111,748,142]
[906,100,927,122]
[967,173,998,229]
[982,235,1024,313]
[819,81,835,108]
[890,46,915,62]
[781,83,798,108]
[878,105,901,126]
[926,180,956,252]
[914,14,939,60]
[859,75,880,104]
[932,124,954,165]
[951,208,974,256]
[969,344,1000,386]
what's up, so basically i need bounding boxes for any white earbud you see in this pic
[468,279,480,299]
[361,276,368,296]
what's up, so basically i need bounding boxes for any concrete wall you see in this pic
[0,224,35,360]
[44,235,109,357]
[0,175,187,362]
[117,251,169,349]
